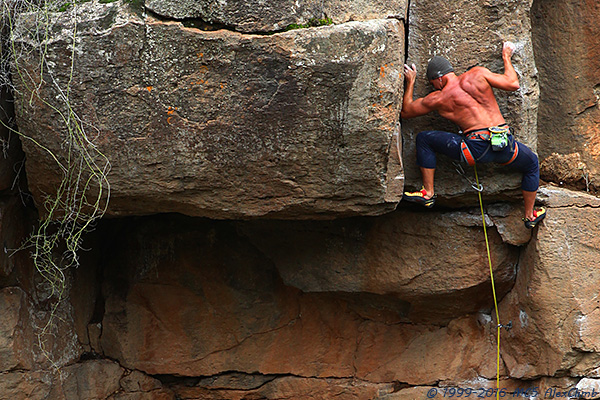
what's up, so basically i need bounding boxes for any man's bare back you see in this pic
[401,42,519,132]
[427,68,507,132]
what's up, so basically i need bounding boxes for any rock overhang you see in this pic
[12,1,405,220]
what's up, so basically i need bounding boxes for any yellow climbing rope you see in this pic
[473,164,502,400]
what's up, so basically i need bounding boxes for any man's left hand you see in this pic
[404,63,417,83]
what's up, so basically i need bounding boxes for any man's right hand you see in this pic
[404,63,417,83]
[503,41,516,59]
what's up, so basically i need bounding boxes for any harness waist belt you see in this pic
[464,123,508,140]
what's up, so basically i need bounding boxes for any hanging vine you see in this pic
[1,0,111,367]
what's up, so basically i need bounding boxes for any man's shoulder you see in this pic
[463,66,490,77]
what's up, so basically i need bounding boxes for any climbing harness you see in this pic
[460,125,519,167]
[473,164,509,400]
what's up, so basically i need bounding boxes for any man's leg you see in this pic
[503,141,546,227]
[523,190,537,220]
[421,167,435,198]
[405,130,463,203]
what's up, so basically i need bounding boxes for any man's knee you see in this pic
[416,131,436,147]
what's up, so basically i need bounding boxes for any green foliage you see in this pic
[57,0,92,12]
[284,17,334,31]
[1,0,111,369]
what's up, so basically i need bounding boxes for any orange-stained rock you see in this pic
[171,375,395,400]
[0,371,53,400]
[499,190,600,378]
[98,215,500,384]
[57,360,124,400]
[0,287,34,371]
[241,208,519,322]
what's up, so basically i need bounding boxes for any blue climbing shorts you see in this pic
[415,130,540,192]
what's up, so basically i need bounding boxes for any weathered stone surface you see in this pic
[0,371,52,400]
[487,203,532,246]
[401,0,538,201]
[119,370,162,393]
[537,184,600,208]
[540,152,593,191]
[241,208,519,321]
[533,0,600,188]
[0,287,34,371]
[13,2,404,220]
[171,375,395,400]
[576,378,600,399]
[98,215,498,384]
[146,0,408,33]
[58,360,124,400]
[499,190,600,378]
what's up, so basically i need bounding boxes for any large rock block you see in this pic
[13,2,404,219]
[98,215,498,384]
[146,0,408,33]
[532,0,600,187]
[0,287,34,371]
[241,207,520,322]
[401,0,538,201]
[499,188,600,378]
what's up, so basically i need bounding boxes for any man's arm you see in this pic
[482,42,520,91]
[400,63,438,119]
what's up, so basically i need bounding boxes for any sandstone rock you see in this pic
[120,370,162,392]
[172,375,395,400]
[537,184,600,208]
[540,152,592,191]
[241,208,519,321]
[576,378,600,399]
[0,371,52,400]
[0,287,34,371]
[401,0,538,201]
[59,360,124,400]
[13,2,404,219]
[533,0,600,188]
[98,215,499,383]
[145,0,408,33]
[499,191,600,378]
[379,386,437,400]
[487,203,532,246]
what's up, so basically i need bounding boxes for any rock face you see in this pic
[98,215,499,384]
[241,208,520,322]
[401,0,538,200]
[145,0,408,32]
[13,2,404,220]
[499,188,600,378]
[532,0,600,187]
[4,0,600,398]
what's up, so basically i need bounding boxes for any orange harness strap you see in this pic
[461,141,476,166]
[500,142,519,166]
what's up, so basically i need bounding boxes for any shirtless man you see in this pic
[400,42,545,229]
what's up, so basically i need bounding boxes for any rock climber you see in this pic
[400,42,546,229]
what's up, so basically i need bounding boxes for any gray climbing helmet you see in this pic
[426,56,454,81]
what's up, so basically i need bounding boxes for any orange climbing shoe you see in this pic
[523,207,546,229]
[402,187,436,208]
